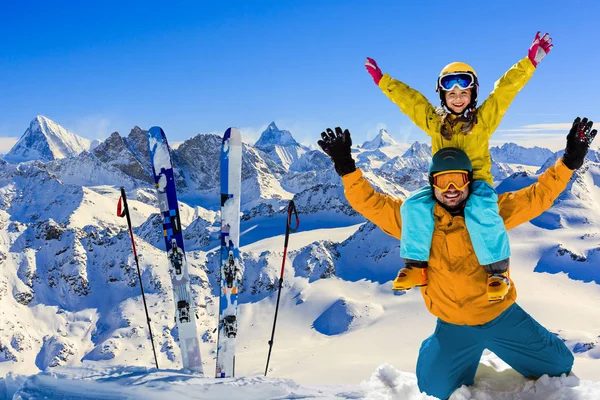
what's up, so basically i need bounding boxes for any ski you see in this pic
[148,126,203,373]
[216,127,243,378]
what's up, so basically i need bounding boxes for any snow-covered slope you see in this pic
[5,360,600,400]
[4,116,91,163]
[0,116,599,399]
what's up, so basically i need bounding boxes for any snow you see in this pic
[490,143,555,166]
[1,116,600,398]
[148,134,172,177]
[255,122,300,147]
[2,362,600,399]
[356,129,413,161]
[241,223,363,253]
[4,116,91,163]
[361,129,398,151]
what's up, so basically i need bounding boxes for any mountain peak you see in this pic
[402,141,432,159]
[4,116,91,163]
[361,129,397,150]
[490,142,553,166]
[255,122,299,147]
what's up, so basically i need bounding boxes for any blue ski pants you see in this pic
[416,303,574,400]
[400,181,511,265]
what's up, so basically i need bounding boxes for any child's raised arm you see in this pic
[478,32,553,137]
[366,57,440,138]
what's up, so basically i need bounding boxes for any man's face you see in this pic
[433,184,470,210]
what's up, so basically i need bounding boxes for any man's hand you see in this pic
[365,57,383,86]
[317,127,356,176]
[528,31,553,67]
[562,117,597,170]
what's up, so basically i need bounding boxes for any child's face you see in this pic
[444,87,472,114]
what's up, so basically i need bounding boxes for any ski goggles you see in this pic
[432,170,470,192]
[438,72,476,91]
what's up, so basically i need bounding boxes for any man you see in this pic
[317,118,597,399]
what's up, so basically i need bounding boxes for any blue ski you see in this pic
[148,126,203,372]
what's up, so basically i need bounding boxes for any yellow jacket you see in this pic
[378,57,536,184]
[342,158,573,325]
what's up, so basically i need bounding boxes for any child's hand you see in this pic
[528,32,553,67]
[365,57,383,85]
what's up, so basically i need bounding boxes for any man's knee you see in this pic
[529,334,574,379]
[417,374,456,400]
[416,341,472,400]
[550,339,574,377]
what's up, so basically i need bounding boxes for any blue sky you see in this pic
[0,0,598,151]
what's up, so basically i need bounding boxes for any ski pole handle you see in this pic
[285,200,299,248]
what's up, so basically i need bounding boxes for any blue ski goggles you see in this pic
[438,72,476,91]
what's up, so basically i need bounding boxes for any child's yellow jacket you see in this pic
[342,158,573,325]
[378,57,536,184]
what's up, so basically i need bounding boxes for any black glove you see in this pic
[317,127,356,176]
[562,117,597,170]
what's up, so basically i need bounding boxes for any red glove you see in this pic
[528,31,553,67]
[365,57,383,86]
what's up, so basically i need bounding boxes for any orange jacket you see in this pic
[342,158,573,325]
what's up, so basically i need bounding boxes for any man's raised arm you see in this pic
[318,127,403,239]
[499,117,597,230]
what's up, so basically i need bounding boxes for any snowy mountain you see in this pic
[490,143,554,166]
[254,122,308,169]
[289,149,330,173]
[172,132,292,210]
[1,116,600,398]
[92,127,153,184]
[360,128,397,150]
[4,116,91,163]
[377,142,432,191]
[254,122,300,148]
[356,128,412,163]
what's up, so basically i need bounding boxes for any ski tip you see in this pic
[222,127,241,145]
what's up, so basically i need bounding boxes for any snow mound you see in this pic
[360,364,437,399]
[312,298,384,336]
[534,245,600,284]
[5,362,600,400]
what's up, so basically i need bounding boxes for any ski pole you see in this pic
[118,187,160,370]
[264,200,299,377]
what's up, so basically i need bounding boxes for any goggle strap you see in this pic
[432,170,470,177]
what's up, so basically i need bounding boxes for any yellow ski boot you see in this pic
[487,272,510,302]
[392,263,428,291]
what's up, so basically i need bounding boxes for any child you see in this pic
[364,32,553,302]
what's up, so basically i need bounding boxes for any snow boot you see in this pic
[392,261,428,291]
[487,272,510,302]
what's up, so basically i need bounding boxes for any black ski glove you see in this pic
[317,127,356,177]
[562,117,597,170]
